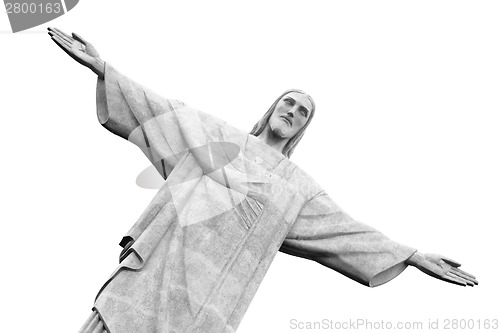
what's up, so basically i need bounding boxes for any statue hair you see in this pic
[249,89,316,159]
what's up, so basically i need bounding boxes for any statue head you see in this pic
[250,89,315,158]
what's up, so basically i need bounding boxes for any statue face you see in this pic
[268,91,313,139]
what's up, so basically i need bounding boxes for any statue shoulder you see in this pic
[284,162,324,201]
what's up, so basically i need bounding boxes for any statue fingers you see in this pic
[48,30,69,47]
[58,33,74,47]
[452,267,476,280]
[444,272,467,286]
[451,268,478,285]
[50,34,71,52]
[56,34,72,50]
[441,256,461,268]
[50,37,76,62]
[53,27,74,43]
[48,27,71,44]
[448,271,475,286]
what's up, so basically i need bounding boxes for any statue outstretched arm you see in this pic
[281,190,478,287]
[48,28,192,178]
[281,190,417,287]
[48,27,104,78]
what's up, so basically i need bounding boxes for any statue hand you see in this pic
[48,27,104,78]
[407,252,478,287]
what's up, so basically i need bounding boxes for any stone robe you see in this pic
[88,64,417,333]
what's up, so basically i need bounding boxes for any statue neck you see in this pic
[256,124,288,156]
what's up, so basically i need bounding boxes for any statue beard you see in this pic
[269,118,291,139]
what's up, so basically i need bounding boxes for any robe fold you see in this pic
[88,64,417,333]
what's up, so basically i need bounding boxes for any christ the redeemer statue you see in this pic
[47,28,477,333]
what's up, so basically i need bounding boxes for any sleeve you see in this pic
[96,63,221,180]
[96,63,247,251]
[280,190,417,287]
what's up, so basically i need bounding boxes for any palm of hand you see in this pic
[72,39,99,60]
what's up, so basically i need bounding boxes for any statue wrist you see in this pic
[93,58,105,78]
[406,251,425,267]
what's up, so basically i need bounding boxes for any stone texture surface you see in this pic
[90,64,416,333]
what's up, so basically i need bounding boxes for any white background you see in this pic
[1,1,499,332]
